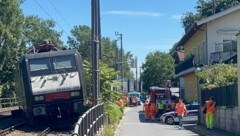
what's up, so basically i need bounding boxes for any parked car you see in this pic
[160,104,199,125]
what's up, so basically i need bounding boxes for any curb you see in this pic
[114,107,132,136]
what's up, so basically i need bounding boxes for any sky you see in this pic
[21,0,198,67]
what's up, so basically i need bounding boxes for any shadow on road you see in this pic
[138,110,161,124]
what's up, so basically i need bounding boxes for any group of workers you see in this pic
[143,99,176,121]
[125,95,139,107]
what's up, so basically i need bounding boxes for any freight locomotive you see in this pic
[15,41,86,126]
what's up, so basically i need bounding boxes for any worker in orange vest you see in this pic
[143,101,150,120]
[118,98,124,113]
[125,96,129,107]
[133,96,138,107]
[150,101,156,121]
[205,97,216,130]
[118,98,124,107]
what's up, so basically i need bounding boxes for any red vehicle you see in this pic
[150,86,172,104]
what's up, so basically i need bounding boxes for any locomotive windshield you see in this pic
[29,58,51,75]
[53,55,76,71]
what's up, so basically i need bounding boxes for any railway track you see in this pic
[0,121,27,136]
[37,127,51,136]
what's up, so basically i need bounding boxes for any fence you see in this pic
[0,98,18,108]
[201,84,238,107]
[72,103,106,136]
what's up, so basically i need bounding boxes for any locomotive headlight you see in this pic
[75,91,80,96]
[34,96,44,101]
[70,91,80,97]
[34,96,40,101]
[39,96,44,100]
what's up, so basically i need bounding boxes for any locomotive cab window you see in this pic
[29,58,51,76]
[53,55,76,71]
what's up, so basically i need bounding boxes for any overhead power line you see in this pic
[49,0,72,29]
[33,0,70,36]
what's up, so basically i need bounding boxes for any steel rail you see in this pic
[0,121,27,136]
[37,127,51,136]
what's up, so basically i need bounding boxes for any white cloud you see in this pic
[103,10,162,17]
[171,14,182,20]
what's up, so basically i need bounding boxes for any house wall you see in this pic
[184,26,206,58]
[181,26,206,102]
[183,73,197,102]
[207,10,240,64]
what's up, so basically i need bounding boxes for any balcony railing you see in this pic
[175,55,194,75]
[210,40,237,64]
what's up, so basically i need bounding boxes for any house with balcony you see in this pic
[175,4,240,102]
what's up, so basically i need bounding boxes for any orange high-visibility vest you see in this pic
[206,100,215,114]
[144,103,150,111]
[150,103,156,111]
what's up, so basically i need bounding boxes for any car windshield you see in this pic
[53,55,76,71]
[186,104,199,110]
[29,58,51,75]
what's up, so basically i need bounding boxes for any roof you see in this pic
[177,4,240,48]
[128,91,141,94]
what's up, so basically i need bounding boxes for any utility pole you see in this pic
[98,1,102,59]
[91,0,100,105]
[115,32,124,93]
[135,56,138,91]
[114,40,118,72]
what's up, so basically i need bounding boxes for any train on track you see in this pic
[14,41,86,126]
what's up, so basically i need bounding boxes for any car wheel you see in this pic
[165,116,174,125]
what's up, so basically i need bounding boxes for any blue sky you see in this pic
[21,0,197,66]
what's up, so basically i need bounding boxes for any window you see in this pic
[29,58,51,76]
[53,55,76,71]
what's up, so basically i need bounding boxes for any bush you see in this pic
[103,124,115,136]
[105,104,122,125]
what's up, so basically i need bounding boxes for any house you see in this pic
[175,4,240,102]
[175,4,240,134]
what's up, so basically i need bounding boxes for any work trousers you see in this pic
[150,110,155,120]
[145,111,149,120]
[206,112,214,129]
[178,115,183,127]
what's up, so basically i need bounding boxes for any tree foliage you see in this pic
[83,60,122,105]
[181,0,240,31]
[0,0,25,98]
[68,25,134,79]
[141,51,175,90]
[23,15,63,47]
[198,63,237,88]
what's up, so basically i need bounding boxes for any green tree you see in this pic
[141,51,175,90]
[83,60,122,105]
[198,63,237,88]
[0,0,25,98]
[68,25,134,79]
[181,0,240,31]
[67,25,92,61]
[23,15,63,47]
[181,12,201,32]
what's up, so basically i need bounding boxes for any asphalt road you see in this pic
[115,106,199,136]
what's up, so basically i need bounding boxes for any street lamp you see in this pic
[195,65,202,125]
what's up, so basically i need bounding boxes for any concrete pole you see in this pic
[91,0,100,105]
[237,33,240,109]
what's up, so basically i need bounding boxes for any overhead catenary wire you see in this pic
[33,0,70,36]
[49,0,72,29]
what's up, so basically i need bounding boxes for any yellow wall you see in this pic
[184,25,206,57]
[183,73,198,102]
[181,25,206,102]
